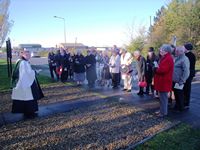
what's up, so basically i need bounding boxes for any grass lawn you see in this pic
[0,59,52,92]
[136,124,200,150]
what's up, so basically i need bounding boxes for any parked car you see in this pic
[31,51,40,57]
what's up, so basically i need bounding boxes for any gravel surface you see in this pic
[0,100,174,150]
[0,83,102,113]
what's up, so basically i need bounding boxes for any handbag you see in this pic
[121,64,133,74]
[138,81,147,87]
[56,66,62,75]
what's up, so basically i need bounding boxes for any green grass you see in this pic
[0,59,12,91]
[0,59,52,92]
[136,124,200,150]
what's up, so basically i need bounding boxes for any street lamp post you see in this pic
[54,16,66,47]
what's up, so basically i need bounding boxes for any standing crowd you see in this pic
[11,43,196,118]
[47,43,196,117]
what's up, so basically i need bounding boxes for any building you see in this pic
[18,44,42,57]
[18,44,42,50]
[59,43,88,50]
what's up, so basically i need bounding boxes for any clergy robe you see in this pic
[11,58,44,115]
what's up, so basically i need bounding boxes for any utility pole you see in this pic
[54,16,66,47]
[74,37,77,50]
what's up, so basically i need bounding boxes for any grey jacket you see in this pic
[173,54,190,85]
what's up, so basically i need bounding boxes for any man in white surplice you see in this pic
[11,49,44,118]
[120,48,133,92]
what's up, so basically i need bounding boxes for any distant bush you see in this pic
[39,51,49,57]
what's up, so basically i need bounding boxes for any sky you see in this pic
[8,0,168,48]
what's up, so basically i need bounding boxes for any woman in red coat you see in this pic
[154,44,174,117]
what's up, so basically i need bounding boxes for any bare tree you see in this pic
[0,0,13,47]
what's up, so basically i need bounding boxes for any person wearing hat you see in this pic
[145,47,158,95]
[11,49,44,118]
[154,44,174,117]
[183,43,196,109]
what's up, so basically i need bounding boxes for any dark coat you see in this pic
[60,53,70,69]
[54,52,62,67]
[154,53,174,92]
[136,56,146,81]
[185,51,196,78]
[145,53,158,83]
[73,54,86,73]
[85,54,97,81]
[48,52,56,67]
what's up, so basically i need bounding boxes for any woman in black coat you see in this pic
[73,50,86,85]
[145,47,158,95]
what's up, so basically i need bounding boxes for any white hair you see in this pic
[133,50,140,56]
[161,44,172,53]
[176,46,185,54]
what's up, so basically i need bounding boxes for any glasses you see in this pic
[159,48,164,52]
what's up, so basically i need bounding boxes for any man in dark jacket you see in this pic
[54,50,62,81]
[48,50,57,80]
[183,43,196,109]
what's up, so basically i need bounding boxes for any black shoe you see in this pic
[122,89,127,91]
[184,106,190,110]
[24,112,38,119]
[126,89,131,92]
[137,92,143,95]
[112,86,118,89]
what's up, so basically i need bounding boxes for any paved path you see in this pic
[1,80,200,128]
[1,60,200,127]
[168,81,200,128]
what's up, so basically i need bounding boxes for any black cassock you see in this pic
[85,54,97,87]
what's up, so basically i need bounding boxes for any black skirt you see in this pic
[12,78,43,114]
[12,100,38,114]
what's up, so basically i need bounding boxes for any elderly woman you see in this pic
[133,50,146,96]
[120,48,133,92]
[11,49,44,118]
[154,44,174,117]
[173,46,190,111]
[73,49,86,86]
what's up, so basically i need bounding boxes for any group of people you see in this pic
[47,43,196,118]
[11,43,196,118]
[153,43,196,117]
